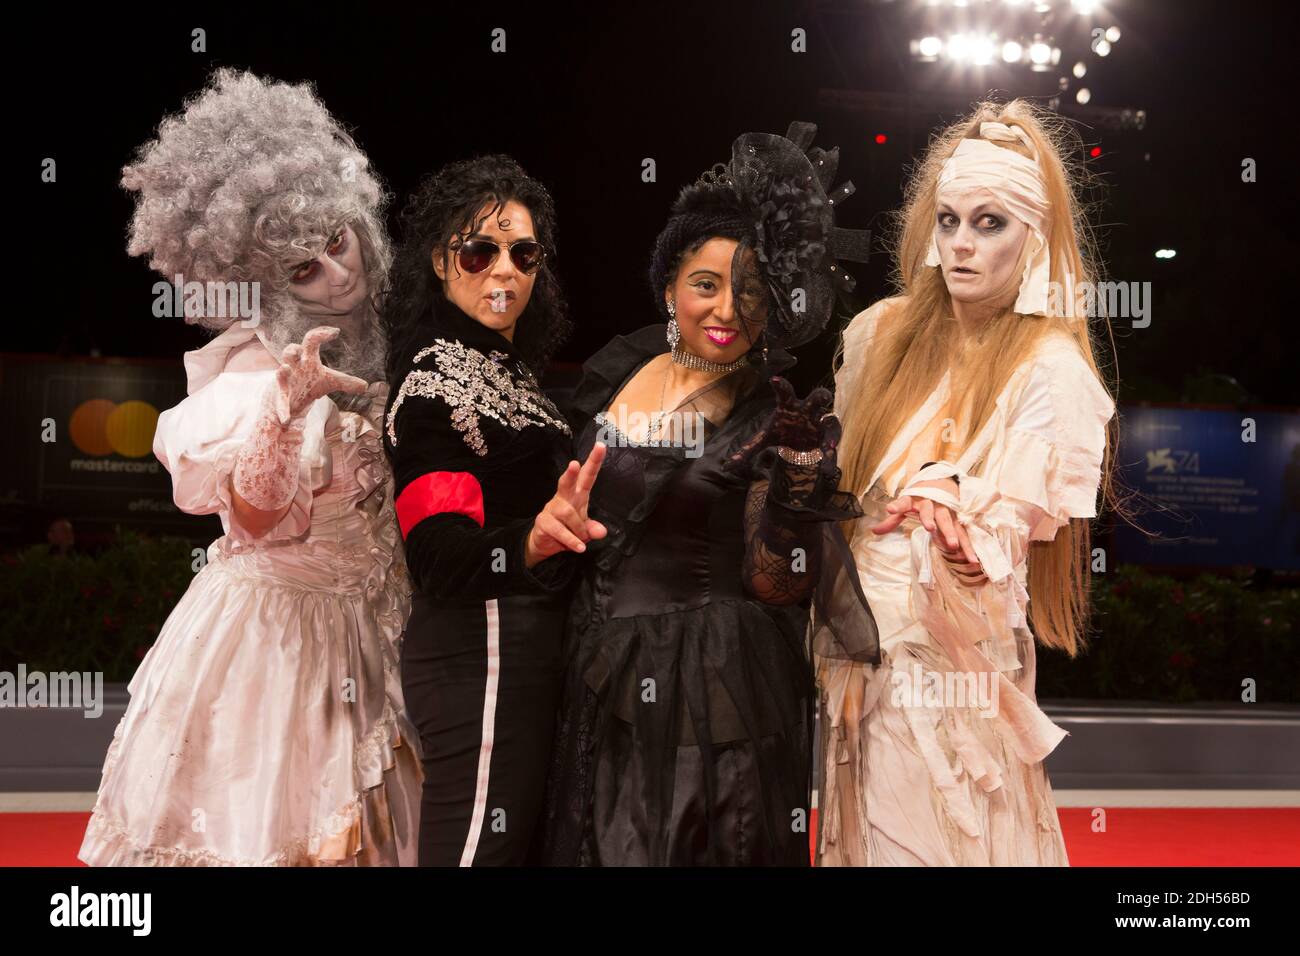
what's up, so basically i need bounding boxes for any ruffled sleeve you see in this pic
[989,337,1115,540]
[152,369,333,547]
[833,296,904,420]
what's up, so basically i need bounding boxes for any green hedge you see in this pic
[1037,564,1300,704]
[0,532,201,683]
[3,535,1296,702]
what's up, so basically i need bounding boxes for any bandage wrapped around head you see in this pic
[924,121,1076,318]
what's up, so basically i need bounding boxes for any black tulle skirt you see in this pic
[540,598,815,866]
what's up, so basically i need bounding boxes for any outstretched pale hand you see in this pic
[269,326,368,425]
[232,326,367,518]
[525,442,609,567]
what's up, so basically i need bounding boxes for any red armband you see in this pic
[395,471,485,539]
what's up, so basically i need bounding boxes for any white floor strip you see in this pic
[4,790,1296,814]
[1054,789,1300,808]
[0,792,97,812]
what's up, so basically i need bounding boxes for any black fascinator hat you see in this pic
[649,121,871,351]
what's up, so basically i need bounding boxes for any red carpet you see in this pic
[3,808,1297,866]
[1,813,95,867]
[805,808,1300,866]
[1056,807,1300,867]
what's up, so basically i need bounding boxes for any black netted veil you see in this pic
[649,121,871,359]
[713,120,871,351]
[711,122,880,664]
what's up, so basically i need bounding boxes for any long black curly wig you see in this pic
[381,154,572,388]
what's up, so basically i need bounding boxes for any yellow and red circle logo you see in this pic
[69,399,160,458]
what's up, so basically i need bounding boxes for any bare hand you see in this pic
[525,442,609,567]
[870,476,982,568]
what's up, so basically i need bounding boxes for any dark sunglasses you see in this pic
[453,238,547,275]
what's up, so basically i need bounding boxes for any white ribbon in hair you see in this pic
[924,122,1078,319]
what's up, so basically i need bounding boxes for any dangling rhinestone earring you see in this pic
[666,299,680,349]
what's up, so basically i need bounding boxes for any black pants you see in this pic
[401,591,565,866]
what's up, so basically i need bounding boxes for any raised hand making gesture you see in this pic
[524,441,609,567]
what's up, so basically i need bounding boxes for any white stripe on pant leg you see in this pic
[460,599,501,866]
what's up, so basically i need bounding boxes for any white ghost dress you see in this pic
[816,297,1115,867]
[78,324,422,866]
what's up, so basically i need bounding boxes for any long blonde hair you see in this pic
[836,99,1120,657]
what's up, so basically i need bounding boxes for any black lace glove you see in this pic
[727,377,862,606]
[725,376,832,479]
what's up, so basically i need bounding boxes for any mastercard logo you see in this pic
[69,399,160,458]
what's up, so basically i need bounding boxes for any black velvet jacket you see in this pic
[382,306,577,601]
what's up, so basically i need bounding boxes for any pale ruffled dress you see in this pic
[79,323,421,866]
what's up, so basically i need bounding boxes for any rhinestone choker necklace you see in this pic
[670,344,749,373]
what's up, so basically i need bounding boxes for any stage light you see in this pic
[1070,0,1099,13]
[1095,38,1112,56]
[1076,87,1091,104]
[1089,146,1102,158]
[1029,41,1052,65]
[919,35,943,58]
[1073,61,1087,78]
[1106,26,1122,42]
[1051,46,1062,65]
[875,133,888,145]
[948,33,972,61]
[1002,40,1024,63]
[971,35,996,65]
[1155,248,1177,259]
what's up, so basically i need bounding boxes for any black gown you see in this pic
[540,324,861,866]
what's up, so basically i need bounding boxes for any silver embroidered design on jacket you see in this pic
[386,338,571,456]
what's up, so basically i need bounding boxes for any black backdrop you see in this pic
[13,0,1294,402]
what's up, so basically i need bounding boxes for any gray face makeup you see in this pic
[934,188,1030,308]
[287,223,369,317]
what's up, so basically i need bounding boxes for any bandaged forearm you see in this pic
[900,461,966,509]
[900,462,1027,586]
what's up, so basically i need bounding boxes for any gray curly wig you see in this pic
[121,68,392,389]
